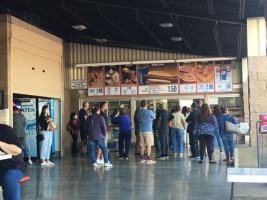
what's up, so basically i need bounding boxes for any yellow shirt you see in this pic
[172,112,185,129]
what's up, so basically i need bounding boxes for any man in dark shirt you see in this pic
[134,106,142,155]
[0,124,26,200]
[186,102,200,158]
[96,102,108,163]
[79,102,89,155]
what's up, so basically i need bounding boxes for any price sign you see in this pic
[88,88,104,96]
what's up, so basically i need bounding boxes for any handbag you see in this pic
[225,115,239,134]
[47,120,58,131]
[36,134,44,141]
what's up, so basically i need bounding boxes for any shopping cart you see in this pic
[234,118,250,145]
[256,119,267,167]
[107,126,119,152]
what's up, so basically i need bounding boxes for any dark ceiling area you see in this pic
[0,0,266,58]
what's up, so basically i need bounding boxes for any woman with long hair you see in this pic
[68,112,80,153]
[217,106,237,161]
[38,105,54,166]
[194,104,219,163]
[211,105,223,154]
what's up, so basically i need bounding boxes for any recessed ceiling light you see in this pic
[159,23,173,28]
[94,38,108,43]
[171,37,182,42]
[72,25,87,31]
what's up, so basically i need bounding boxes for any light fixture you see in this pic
[159,22,173,28]
[94,38,108,43]
[170,37,182,42]
[72,25,87,31]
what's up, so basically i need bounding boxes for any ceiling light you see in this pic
[72,25,87,31]
[171,37,182,42]
[94,38,108,43]
[159,23,173,28]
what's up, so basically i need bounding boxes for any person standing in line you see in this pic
[13,106,32,165]
[111,108,120,152]
[181,106,190,147]
[211,105,223,155]
[79,102,89,156]
[85,105,112,167]
[194,104,218,164]
[68,112,80,153]
[38,105,54,166]
[134,106,142,156]
[197,100,203,112]
[96,102,108,164]
[171,105,186,157]
[156,104,174,160]
[137,100,156,164]
[217,106,237,162]
[186,103,200,158]
[112,108,132,160]
[0,124,26,200]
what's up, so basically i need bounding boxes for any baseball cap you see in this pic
[191,102,198,108]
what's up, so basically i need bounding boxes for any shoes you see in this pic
[156,155,166,160]
[134,153,140,156]
[117,157,125,160]
[47,161,54,166]
[164,156,169,159]
[188,155,195,158]
[41,162,50,167]
[223,159,230,162]
[146,159,156,164]
[173,153,178,157]
[93,163,98,167]
[194,156,200,160]
[96,159,104,164]
[230,157,234,162]
[178,153,183,157]
[104,162,113,167]
[209,160,216,164]
[28,160,33,165]
[198,160,203,164]
[140,158,147,163]
[124,157,129,161]
[220,151,224,155]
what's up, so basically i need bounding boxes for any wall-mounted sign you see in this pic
[121,65,137,95]
[88,66,104,96]
[104,66,120,95]
[197,62,214,93]
[179,62,196,93]
[71,80,87,89]
[215,62,233,92]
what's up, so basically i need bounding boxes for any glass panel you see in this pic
[217,97,243,118]
[136,100,154,111]
[168,99,179,112]
[108,101,120,120]
[120,101,131,117]
[155,99,167,112]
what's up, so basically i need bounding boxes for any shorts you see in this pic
[139,131,154,147]
[80,126,86,141]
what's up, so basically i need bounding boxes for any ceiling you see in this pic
[0,0,266,58]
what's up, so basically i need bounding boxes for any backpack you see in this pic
[67,122,73,133]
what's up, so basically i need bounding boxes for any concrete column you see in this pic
[0,15,12,125]
[247,17,267,146]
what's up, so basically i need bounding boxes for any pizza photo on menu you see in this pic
[197,63,214,84]
[179,63,196,84]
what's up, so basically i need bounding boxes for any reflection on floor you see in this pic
[17,148,234,200]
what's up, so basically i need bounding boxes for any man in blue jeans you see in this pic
[0,124,26,200]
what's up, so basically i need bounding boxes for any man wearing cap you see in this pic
[186,102,199,158]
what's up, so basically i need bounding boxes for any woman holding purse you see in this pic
[38,105,54,166]
[217,106,237,162]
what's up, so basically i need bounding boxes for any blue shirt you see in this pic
[217,114,237,135]
[137,109,155,132]
[193,114,219,136]
[112,115,131,133]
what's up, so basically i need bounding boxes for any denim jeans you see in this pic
[212,134,223,152]
[221,134,234,159]
[18,134,31,158]
[171,128,184,154]
[40,131,53,160]
[0,169,23,200]
[119,130,132,158]
[90,139,109,163]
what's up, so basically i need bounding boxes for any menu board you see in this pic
[104,65,120,95]
[179,62,196,93]
[121,65,137,95]
[197,62,215,93]
[215,62,233,92]
[87,66,104,96]
[138,63,178,94]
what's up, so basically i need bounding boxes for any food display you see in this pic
[88,66,103,87]
[179,63,196,83]
[121,65,137,86]
[197,63,214,83]
[105,66,120,87]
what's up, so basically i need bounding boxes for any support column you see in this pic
[247,17,267,146]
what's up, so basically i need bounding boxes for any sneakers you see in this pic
[124,157,129,161]
[104,162,113,167]
[92,163,98,167]
[117,157,125,160]
[220,151,224,155]
[209,160,216,164]
[41,162,50,167]
[194,156,200,160]
[47,161,54,166]
[198,160,203,164]
[28,160,33,165]
[178,153,183,157]
[156,155,166,160]
[164,156,169,159]
[146,159,156,164]
[140,158,146,163]
[96,159,104,164]
[223,159,230,162]
[173,153,178,157]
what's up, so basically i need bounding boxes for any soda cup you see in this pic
[220,69,227,80]
[226,67,232,81]
[138,66,148,85]
[215,67,220,79]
